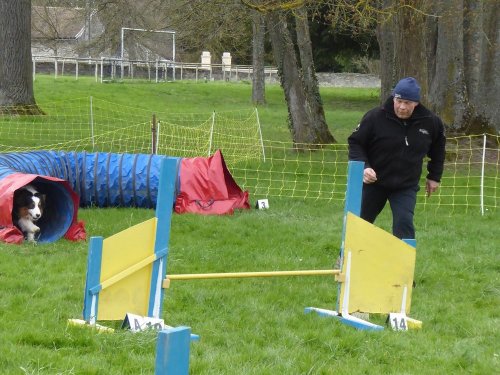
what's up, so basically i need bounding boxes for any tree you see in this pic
[267,11,317,145]
[158,0,335,145]
[294,6,334,143]
[309,3,379,73]
[251,10,266,105]
[32,3,89,57]
[157,0,253,64]
[0,0,42,113]
[377,0,499,134]
[244,0,336,146]
[88,0,171,58]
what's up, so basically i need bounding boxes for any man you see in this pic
[348,77,446,239]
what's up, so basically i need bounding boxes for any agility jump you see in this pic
[68,159,422,373]
[159,161,420,330]
[76,160,420,330]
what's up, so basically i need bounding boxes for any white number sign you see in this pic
[389,313,408,331]
[122,313,166,332]
[256,199,269,210]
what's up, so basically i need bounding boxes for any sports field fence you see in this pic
[32,55,279,84]
[0,97,498,214]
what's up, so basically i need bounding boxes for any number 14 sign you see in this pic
[388,313,408,331]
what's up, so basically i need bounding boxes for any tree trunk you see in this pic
[294,6,335,143]
[462,0,499,134]
[0,0,41,114]
[427,1,467,133]
[251,10,266,105]
[378,0,499,134]
[267,11,311,146]
[377,1,429,100]
[376,0,397,101]
[267,10,335,147]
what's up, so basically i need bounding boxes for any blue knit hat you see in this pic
[392,77,421,102]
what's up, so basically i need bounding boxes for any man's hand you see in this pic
[363,168,377,184]
[426,179,440,197]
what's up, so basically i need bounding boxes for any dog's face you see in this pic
[14,185,45,221]
[28,194,44,221]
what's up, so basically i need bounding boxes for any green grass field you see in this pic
[30,75,378,143]
[0,76,498,374]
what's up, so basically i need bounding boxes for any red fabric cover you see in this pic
[0,173,86,243]
[64,220,87,241]
[174,150,250,215]
[0,226,24,244]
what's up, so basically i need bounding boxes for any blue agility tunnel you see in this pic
[0,151,181,243]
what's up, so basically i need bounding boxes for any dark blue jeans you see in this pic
[360,184,419,239]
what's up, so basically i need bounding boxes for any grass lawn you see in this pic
[0,76,498,374]
[32,76,379,143]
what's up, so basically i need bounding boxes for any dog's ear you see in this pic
[14,189,31,207]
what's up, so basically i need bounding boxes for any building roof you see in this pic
[32,6,86,40]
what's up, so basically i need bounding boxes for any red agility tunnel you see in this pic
[0,173,82,244]
[0,150,249,244]
[0,151,177,244]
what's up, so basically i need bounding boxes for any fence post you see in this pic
[90,96,95,151]
[155,60,159,83]
[255,107,266,162]
[152,114,157,155]
[480,133,486,215]
[100,57,104,83]
[208,111,215,156]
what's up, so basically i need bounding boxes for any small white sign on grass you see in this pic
[388,313,408,331]
[256,199,269,210]
[122,313,165,332]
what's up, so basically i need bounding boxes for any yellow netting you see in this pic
[0,98,498,212]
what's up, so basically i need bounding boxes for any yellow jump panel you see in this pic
[98,218,157,320]
[339,213,416,314]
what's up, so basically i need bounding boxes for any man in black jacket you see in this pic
[348,77,446,239]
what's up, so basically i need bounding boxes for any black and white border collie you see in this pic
[13,184,46,242]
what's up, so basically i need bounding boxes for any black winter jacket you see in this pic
[348,96,446,190]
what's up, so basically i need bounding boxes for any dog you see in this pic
[12,184,46,242]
